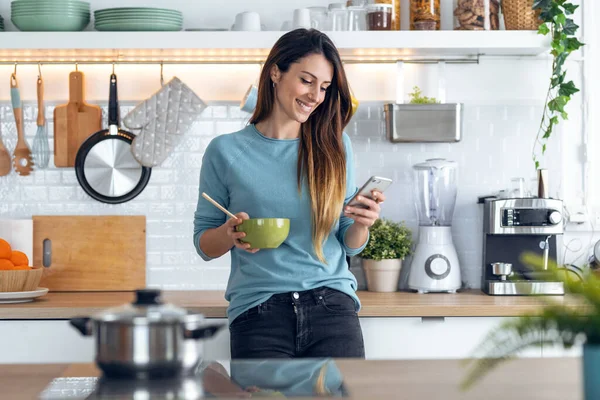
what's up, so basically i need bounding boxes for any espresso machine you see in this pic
[481,197,564,295]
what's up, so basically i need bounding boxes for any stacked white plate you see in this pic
[94,7,183,31]
[11,0,90,31]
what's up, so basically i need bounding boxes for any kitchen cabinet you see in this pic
[0,317,546,363]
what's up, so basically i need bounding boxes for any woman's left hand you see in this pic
[343,190,386,228]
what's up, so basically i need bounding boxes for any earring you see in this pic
[272,82,276,88]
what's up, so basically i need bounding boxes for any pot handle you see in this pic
[70,317,92,336]
[184,324,223,340]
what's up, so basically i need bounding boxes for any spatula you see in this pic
[0,120,11,176]
[10,73,34,176]
[32,75,49,169]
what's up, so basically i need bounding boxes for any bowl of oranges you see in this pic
[0,238,43,292]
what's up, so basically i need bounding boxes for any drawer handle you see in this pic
[421,317,445,323]
[42,238,52,268]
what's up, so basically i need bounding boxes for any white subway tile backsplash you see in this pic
[0,94,564,291]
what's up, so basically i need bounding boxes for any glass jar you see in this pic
[329,3,349,31]
[367,4,393,30]
[453,0,500,30]
[308,6,331,31]
[347,6,368,31]
[410,0,440,30]
[374,0,400,30]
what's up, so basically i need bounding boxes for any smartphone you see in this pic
[347,176,393,209]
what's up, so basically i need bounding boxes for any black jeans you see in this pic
[229,287,365,359]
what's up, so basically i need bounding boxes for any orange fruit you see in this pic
[0,259,15,270]
[10,251,29,267]
[0,239,11,259]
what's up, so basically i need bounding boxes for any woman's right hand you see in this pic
[225,212,260,254]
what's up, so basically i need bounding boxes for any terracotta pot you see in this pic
[363,259,402,292]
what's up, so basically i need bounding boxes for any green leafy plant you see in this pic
[408,86,440,104]
[532,0,584,169]
[461,252,598,390]
[359,219,413,261]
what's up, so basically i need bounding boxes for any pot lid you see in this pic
[413,158,457,170]
[92,289,201,324]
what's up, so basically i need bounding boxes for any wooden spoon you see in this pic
[0,120,11,176]
[10,73,34,176]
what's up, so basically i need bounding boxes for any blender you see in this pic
[408,158,461,293]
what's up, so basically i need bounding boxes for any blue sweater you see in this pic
[193,124,368,325]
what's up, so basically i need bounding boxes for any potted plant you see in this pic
[531,0,583,169]
[359,218,413,292]
[461,252,600,399]
[384,85,463,143]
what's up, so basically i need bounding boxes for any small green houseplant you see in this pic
[408,86,440,104]
[532,0,584,169]
[360,219,413,292]
[461,252,600,399]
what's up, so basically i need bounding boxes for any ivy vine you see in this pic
[532,0,584,169]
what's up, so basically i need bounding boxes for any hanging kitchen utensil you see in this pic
[75,72,151,204]
[54,68,102,167]
[70,288,224,379]
[123,74,207,168]
[32,69,50,169]
[10,73,34,176]
[0,117,11,176]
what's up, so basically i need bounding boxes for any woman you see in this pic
[193,28,386,359]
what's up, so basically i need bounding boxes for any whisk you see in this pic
[32,74,49,169]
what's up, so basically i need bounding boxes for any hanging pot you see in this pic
[70,289,224,379]
[75,73,151,204]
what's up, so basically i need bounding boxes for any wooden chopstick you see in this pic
[201,192,238,220]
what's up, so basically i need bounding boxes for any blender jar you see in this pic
[413,159,458,226]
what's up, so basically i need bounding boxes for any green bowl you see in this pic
[236,218,290,249]
[12,14,89,31]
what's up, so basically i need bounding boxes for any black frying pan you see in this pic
[75,73,151,204]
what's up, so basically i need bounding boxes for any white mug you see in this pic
[292,8,312,29]
[233,11,261,31]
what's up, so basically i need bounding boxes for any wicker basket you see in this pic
[502,0,542,30]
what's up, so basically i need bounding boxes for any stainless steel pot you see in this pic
[70,289,223,379]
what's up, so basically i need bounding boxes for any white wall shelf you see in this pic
[0,31,550,63]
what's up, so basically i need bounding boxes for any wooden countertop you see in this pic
[0,289,574,320]
[2,357,581,400]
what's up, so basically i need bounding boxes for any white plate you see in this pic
[0,287,49,303]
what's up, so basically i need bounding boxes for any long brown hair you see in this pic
[250,29,352,263]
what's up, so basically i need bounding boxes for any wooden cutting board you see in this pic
[32,216,146,291]
[54,71,102,167]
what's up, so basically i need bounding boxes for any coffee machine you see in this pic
[482,197,564,295]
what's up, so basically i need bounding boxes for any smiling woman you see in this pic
[193,29,386,360]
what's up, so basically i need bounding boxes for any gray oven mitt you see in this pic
[123,77,207,167]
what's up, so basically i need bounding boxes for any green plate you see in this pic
[95,8,181,16]
[95,17,182,24]
[95,21,181,31]
[94,12,182,19]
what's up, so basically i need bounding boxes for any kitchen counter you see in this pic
[0,289,577,320]
[3,357,581,400]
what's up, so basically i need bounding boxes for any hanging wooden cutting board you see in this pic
[54,71,102,167]
[32,216,146,291]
